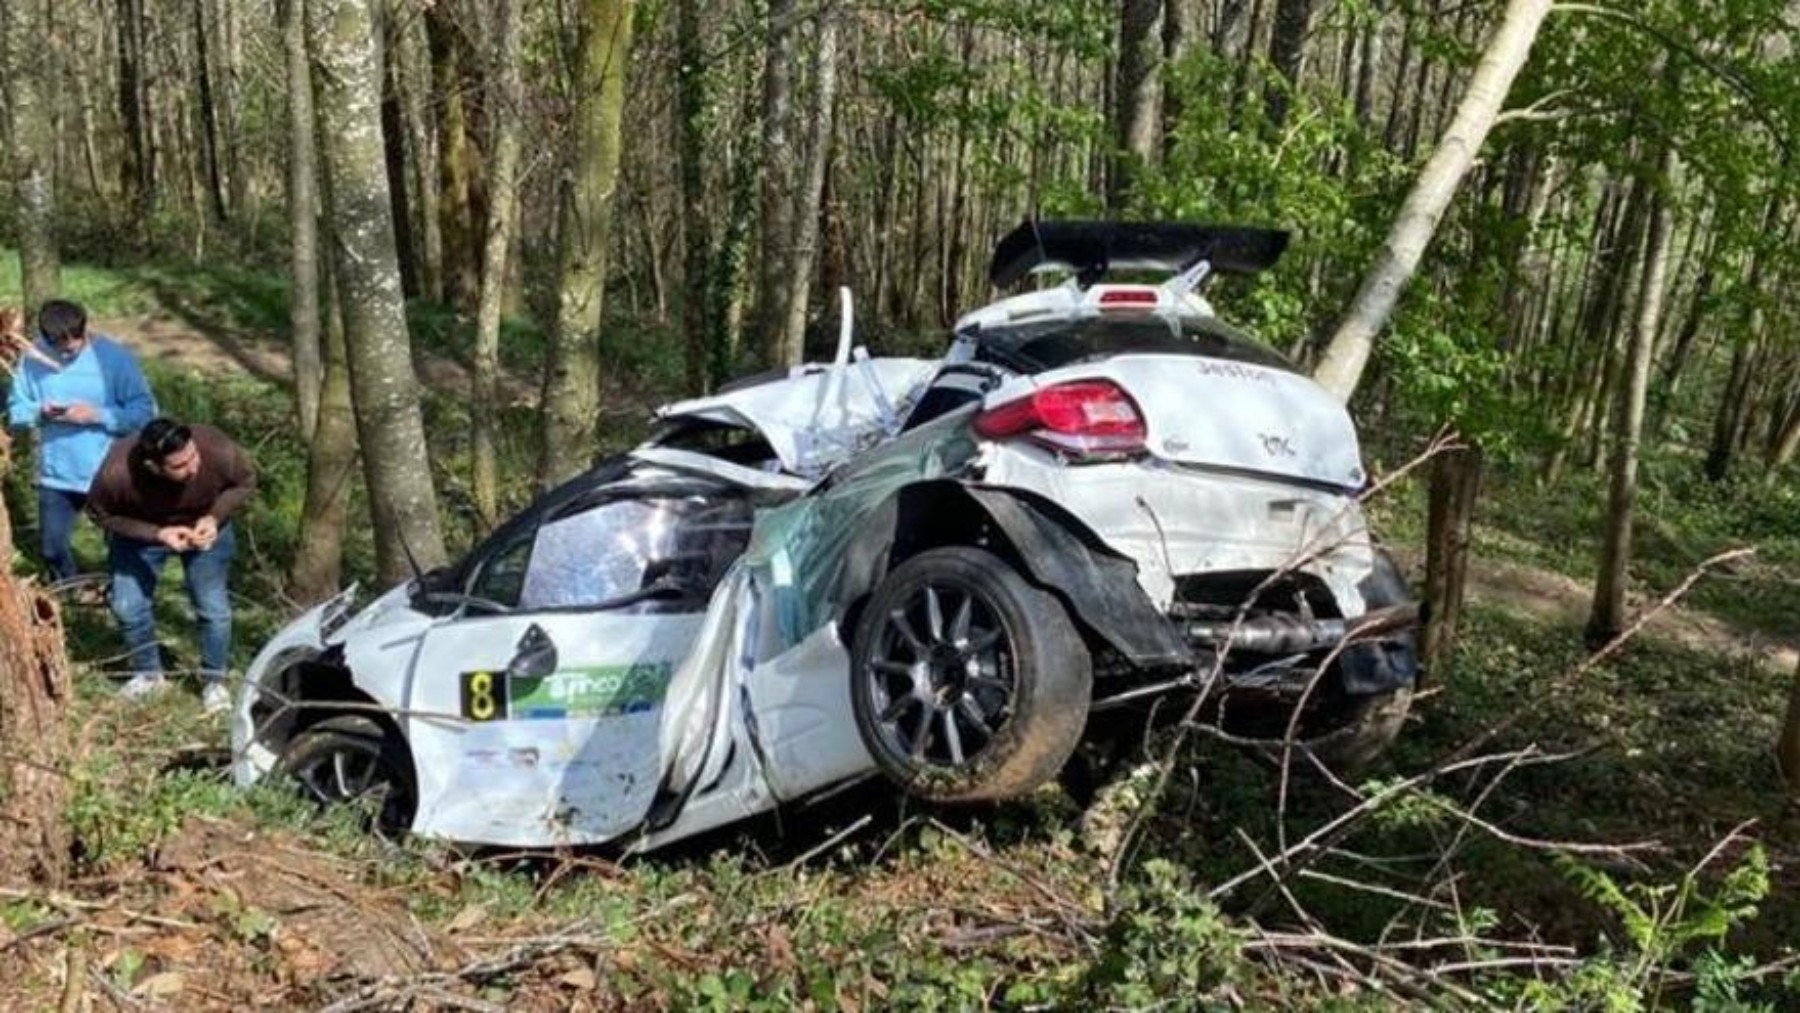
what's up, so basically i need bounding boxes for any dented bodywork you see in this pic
[233,222,1419,850]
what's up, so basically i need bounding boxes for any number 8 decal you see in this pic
[461,670,507,721]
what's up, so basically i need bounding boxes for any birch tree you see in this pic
[1312,0,1554,402]
[284,0,323,440]
[1587,149,1678,645]
[307,0,448,585]
[775,7,840,367]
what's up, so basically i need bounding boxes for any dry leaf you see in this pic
[446,904,489,934]
[132,971,186,998]
[558,967,598,991]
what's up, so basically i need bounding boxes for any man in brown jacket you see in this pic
[87,417,255,713]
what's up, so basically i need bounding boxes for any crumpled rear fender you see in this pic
[849,480,1193,671]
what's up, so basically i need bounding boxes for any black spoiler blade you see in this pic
[988,220,1291,288]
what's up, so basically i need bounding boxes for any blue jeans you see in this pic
[38,486,87,584]
[108,524,236,683]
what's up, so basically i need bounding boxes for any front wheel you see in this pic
[850,546,1092,802]
[272,715,416,833]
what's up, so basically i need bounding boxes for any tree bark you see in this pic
[427,2,483,310]
[757,0,797,366]
[308,0,448,586]
[116,0,155,214]
[537,0,635,488]
[287,261,358,604]
[379,7,422,300]
[471,0,521,527]
[776,7,840,368]
[284,0,323,441]
[676,0,712,391]
[5,0,62,309]
[0,427,73,888]
[1782,654,1800,800]
[192,0,228,223]
[1421,444,1483,675]
[1587,150,1677,645]
[1111,0,1162,209]
[1264,0,1320,127]
[1313,0,1553,403]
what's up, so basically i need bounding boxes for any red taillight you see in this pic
[973,380,1147,458]
[1096,287,1159,309]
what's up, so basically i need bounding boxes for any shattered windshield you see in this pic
[972,315,1296,375]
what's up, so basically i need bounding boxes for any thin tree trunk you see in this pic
[1161,0,1195,159]
[1313,0,1554,403]
[1264,0,1319,127]
[192,0,227,222]
[427,2,482,310]
[308,0,448,585]
[117,0,154,213]
[1111,0,1162,209]
[471,0,521,527]
[284,0,323,441]
[379,8,421,300]
[1354,1,1384,129]
[287,258,358,603]
[757,0,797,366]
[537,0,635,487]
[1421,444,1483,674]
[6,0,62,309]
[676,0,712,391]
[1587,150,1677,645]
[776,7,840,367]
[1781,654,1800,800]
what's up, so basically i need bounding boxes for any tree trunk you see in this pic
[1161,0,1195,159]
[5,0,62,309]
[1781,654,1800,800]
[284,0,323,441]
[676,0,712,391]
[471,0,521,528]
[756,0,797,366]
[192,0,228,222]
[1586,151,1677,645]
[1312,0,1553,403]
[287,262,358,604]
[427,2,482,310]
[117,0,155,214]
[776,7,840,368]
[537,0,635,488]
[308,0,448,586]
[1264,0,1319,127]
[379,8,422,300]
[1354,1,1384,129]
[1421,444,1483,675]
[0,429,73,888]
[1110,0,1162,209]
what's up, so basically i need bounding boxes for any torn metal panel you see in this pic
[658,358,939,475]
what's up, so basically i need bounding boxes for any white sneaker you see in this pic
[119,673,168,700]
[201,683,231,716]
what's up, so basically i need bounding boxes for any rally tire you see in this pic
[850,546,1092,802]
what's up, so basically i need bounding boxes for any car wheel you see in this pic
[273,715,416,832]
[1309,686,1413,773]
[850,546,1092,802]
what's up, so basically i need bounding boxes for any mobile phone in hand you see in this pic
[45,403,67,418]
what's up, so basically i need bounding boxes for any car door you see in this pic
[402,499,712,848]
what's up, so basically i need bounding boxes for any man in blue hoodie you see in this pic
[5,300,157,585]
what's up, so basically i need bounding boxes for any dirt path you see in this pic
[1393,546,1797,674]
[94,313,534,404]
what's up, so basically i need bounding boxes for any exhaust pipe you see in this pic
[1185,603,1418,654]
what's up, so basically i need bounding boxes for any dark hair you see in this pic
[139,418,193,462]
[37,300,87,344]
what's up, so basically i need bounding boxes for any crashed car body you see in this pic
[232,221,1419,850]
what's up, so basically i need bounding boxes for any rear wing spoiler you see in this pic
[988,220,1290,288]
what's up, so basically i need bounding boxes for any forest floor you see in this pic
[3,255,1798,1007]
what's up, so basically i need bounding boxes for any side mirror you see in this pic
[507,623,558,682]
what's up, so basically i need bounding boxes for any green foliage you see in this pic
[1084,859,1247,1008]
[1509,846,1772,1011]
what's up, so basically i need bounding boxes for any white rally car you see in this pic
[232,221,1419,849]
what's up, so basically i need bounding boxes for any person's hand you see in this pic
[43,402,68,421]
[61,402,99,425]
[191,516,219,550]
[156,527,194,552]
